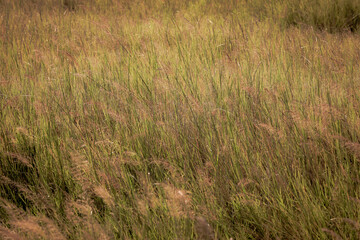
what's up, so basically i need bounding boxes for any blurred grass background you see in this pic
[0,0,359,239]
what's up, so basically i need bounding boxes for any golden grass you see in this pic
[0,0,359,239]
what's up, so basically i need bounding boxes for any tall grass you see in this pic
[283,0,360,32]
[0,0,359,239]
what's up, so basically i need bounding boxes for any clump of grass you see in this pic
[283,0,360,32]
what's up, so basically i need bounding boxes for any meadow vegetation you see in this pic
[0,0,360,239]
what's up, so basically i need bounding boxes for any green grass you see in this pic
[0,0,359,239]
[283,0,360,32]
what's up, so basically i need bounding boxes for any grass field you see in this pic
[0,0,360,239]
